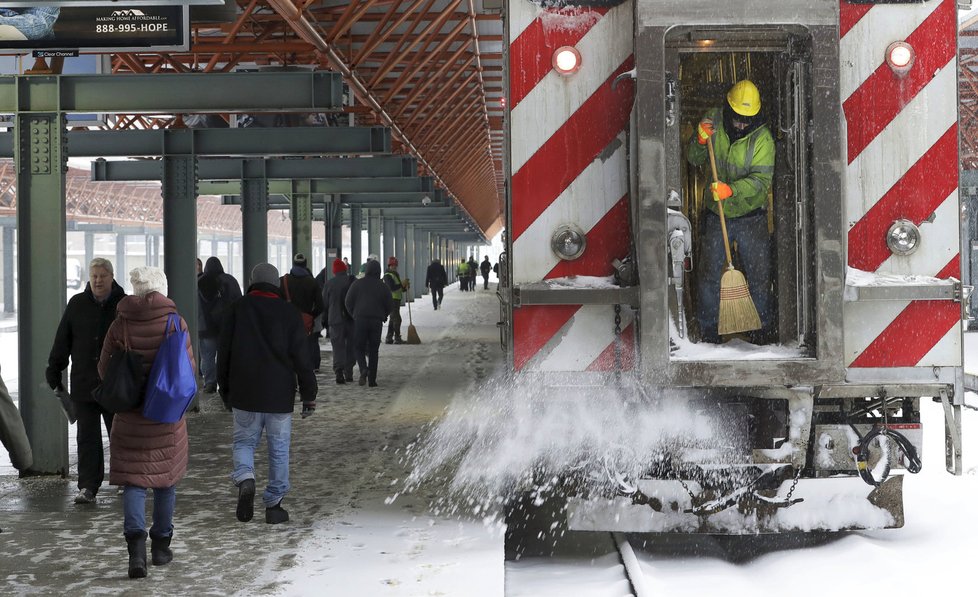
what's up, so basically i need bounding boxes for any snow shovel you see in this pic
[707,136,761,335]
[405,301,421,344]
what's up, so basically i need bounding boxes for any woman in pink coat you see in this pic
[98,267,195,579]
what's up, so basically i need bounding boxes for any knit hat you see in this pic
[251,263,281,288]
[130,266,168,298]
[293,253,307,268]
[332,258,347,274]
[388,256,398,267]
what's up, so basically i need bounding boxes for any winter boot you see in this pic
[385,336,394,345]
[150,533,173,566]
[394,337,405,345]
[266,500,289,524]
[236,478,256,522]
[335,370,346,385]
[125,531,148,579]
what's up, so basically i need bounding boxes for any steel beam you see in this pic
[350,207,363,273]
[199,176,433,196]
[0,72,343,114]
[0,127,392,158]
[291,180,313,268]
[241,172,269,281]
[92,155,417,181]
[162,155,199,387]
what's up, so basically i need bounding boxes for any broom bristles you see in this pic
[406,325,421,344]
[718,268,761,335]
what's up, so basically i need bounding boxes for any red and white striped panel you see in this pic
[841,0,961,368]
[509,0,635,372]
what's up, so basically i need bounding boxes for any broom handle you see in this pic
[407,299,413,325]
[706,137,734,268]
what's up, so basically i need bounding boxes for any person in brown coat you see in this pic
[98,267,195,580]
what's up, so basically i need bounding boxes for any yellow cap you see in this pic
[727,80,761,117]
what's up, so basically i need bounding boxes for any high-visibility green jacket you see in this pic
[458,262,470,276]
[384,269,404,302]
[686,107,775,219]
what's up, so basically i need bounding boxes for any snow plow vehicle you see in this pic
[499,0,967,532]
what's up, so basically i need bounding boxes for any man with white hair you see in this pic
[46,257,126,504]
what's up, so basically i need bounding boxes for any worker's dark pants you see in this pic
[697,209,773,342]
[430,286,444,309]
[386,306,402,341]
[354,319,383,382]
[75,400,113,493]
[482,273,489,289]
[329,320,356,378]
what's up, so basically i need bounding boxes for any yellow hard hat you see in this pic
[727,80,761,117]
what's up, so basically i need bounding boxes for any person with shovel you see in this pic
[687,79,775,345]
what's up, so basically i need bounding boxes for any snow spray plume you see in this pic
[399,371,718,517]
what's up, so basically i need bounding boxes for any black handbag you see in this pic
[92,319,145,413]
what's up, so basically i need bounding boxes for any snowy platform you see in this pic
[0,285,505,595]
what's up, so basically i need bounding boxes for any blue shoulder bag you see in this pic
[143,313,197,424]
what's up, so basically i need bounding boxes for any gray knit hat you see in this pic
[130,266,168,297]
[250,263,280,288]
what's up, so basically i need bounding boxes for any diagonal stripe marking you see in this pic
[843,0,956,163]
[840,1,873,38]
[513,304,579,371]
[545,196,630,279]
[847,124,957,271]
[510,7,608,109]
[512,58,634,241]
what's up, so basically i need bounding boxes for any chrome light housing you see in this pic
[551,225,586,260]
[886,219,920,256]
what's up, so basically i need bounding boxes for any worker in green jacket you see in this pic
[457,260,471,291]
[383,256,409,344]
[687,79,775,344]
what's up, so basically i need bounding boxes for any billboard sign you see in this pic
[0,4,190,54]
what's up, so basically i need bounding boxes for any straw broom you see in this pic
[405,300,421,344]
[707,136,761,335]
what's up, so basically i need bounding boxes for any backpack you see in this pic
[282,275,315,335]
[200,288,226,333]
[92,319,146,413]
[142,314,197,424]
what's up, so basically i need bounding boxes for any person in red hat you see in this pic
[383,256,409,344]
[322,258,356,384]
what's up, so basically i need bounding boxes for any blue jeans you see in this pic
[123,485,176,538]
[231,409,292,508]
[199,336,219,386]
[697,209,773,340]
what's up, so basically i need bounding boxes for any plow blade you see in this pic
[566,475,905,534]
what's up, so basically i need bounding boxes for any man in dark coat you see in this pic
[323,258,356,385]
[480,256,492,290]
[197,257,242,394]
[425,258,448,310]
[46,257,126,504]
[218,263,317,525]
[467,256,478,292]
[281,253,324,372]
[345,260,393,387]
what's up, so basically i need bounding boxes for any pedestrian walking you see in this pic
[218,264,317,526]
[0,364,32,474]
[425,258,447,310]
[98,267,195,579]
[358,253,378,279]
[457,259,470,291]
[480,256,492,290]
[383,256,409,345]
[197,257,242,394]
[345,259,393,387]
[281,253,324,370]
[323,258,356,384]
[467,256,478,293]
[46,257,126,504]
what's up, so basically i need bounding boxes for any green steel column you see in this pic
[350,207,363,271]
[397,222,409,301]
[16,111,68,474]
[404,224,416,300]
[368,210,381,260]
[291,180,312,267]
[383,218,395,268]
[241,172,268,281]
[3,226,14,313]
[161,155,199,363]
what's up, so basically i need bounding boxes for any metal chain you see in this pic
[677,476,697,500]
[613,304,623,373]
[614,304,622,336]
[784,466,803,502]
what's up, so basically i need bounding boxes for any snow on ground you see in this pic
[2,287,978,595]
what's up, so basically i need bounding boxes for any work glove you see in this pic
[697,118,714,145]
[301,402,316,419]
[711,181,733,201]
[403,278,410,291]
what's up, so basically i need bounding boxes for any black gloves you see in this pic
[301,402,316,419]
[45,367,63,392]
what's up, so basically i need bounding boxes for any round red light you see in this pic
[552,46,582,76]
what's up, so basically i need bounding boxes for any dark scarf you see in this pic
[723,104,765,143]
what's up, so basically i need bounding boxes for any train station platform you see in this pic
[0,285,506,596]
